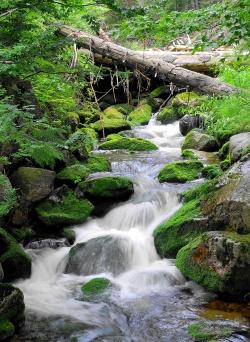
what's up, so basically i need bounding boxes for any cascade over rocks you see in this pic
[176,231,250,297]
[65,235,132,276]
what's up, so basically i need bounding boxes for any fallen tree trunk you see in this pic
[59,25,237,96]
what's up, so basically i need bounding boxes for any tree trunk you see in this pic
[59,25,237,96]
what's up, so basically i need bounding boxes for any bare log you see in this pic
[59,25,237,95]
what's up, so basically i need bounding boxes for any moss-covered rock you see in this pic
[0,228,31,281]
[35,189,94,227]
[229,132,250,162]
[0,283,25,339]
[78,104,101,124]
[176,231,250,297]
[150,85,168,98]
[181,149,199,160]
[158,160,203,183]
[10,167,55,203]
[128,102,152,126]
[106,133,123,141]
[202,164,223,179]
[84,155,111,173]
[65,112,79,131]
[109,104,134,115]
[188,322,235,342]
[157,107,180,124]
[81,176,133,201]
[57,164,89,185]
[172,91,201,109]
[91,118,131,136]
[99,137,158,151]
[81,277,111,297]
[0,174,17,221]
[62,228,76,245]
[182,130,218,152]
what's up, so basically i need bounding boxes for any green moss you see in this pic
[111,104,134,115]
[66,128,97,158]
[35,191,94,227]
[157,107,179,124]
[188,323,233,342]
[181,149,199,160]
[202,165,223,179]
[176,234,223,292]
[90,118,131,135]
[78,104,101,124]
[0,174,17,218]
[106,133,123,141]
[57,164,89,184]
[99,137,158,151]
[128,103,152,126]
[63,228,76,245]
[154,199,202,257]
[0,318,15,340]
[182,130,217,152]
[84,156,111,173]
[172,92,201,109]
[158,161,203,183]
[8,227,35,243]
[0,228,31,282]
[81,277,111,297]
[218,142,230,159]
[182,181,215,203]
[150,85,167,98]
[103,107,124,119]
[80,176,133,199]
[65,112,79,126]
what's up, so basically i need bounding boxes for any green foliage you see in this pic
[181,149,199,160]
[0,318,15,341]
[158,161,204,183]
[202,165,223,179]
[188,322,234,341]
[81,277,111,297]
[0,174,17,218]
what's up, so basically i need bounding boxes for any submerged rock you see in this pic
[99,137,158,151]
[11,167,55,203]
[182,130,218,152]
[176,231,250,297]
[0,228,31,282]
[179,115,203,136]
[158,160,203,183]
[35,187,94,227]
[0,283,25,340]
[65,235,132,276]
[229,132,250,161]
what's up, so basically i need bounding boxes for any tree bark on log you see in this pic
[59,25,237,96]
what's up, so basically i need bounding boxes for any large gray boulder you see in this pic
[182,130,218,152]
[176,231,250,297]
[179,115,203,136]
[65,235,132,276]
[11,167,55,203]
[229,132,250,161]
[203,154,250,233]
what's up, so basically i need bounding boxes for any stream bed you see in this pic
[15,119,250,341]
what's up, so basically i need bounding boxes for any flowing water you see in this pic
[16,119,249,341]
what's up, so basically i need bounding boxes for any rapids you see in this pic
[16,117,249,341]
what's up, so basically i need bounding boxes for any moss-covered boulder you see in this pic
[176,231,250,297]
[0,174,17,222]
[128,102,152,126]
[202,155,250,234]
[157,107,180,124]
[107,104,134,116]
[202,164,223,179]
[65,112,79,131]
[0,228,31,282]
[99,137,158,151]
[188,322,236,342]
[57,164,89,185]
[11,167,55,203]
[81,277,111,297]
[81,176,133,202]
[0,284,25,340]
[182,130,218,152]
[229,132,250,162]
[181,149,199,160]
[66,128,97,160]
[172,91,201,109]
[106,133,123,141]
[78,104,101,124]
[158,160,203,183]
[150,85,168,98]
[84,155,111,173]
[35,188,93,227]
[91,117,131,136]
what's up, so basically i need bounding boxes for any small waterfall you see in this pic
[16,118,186,328]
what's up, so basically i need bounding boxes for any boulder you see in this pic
[0,283,25,340]
[179,115,203,136]
[158,160,204,183]
[182,130,218,152]
[128,102,152,126]
[150,85,168,98]
[35,187,94,227]
[157,106,180,124]
[65,235,131,276]
[80,176,133,204]
[229,132,250,161]
[11,167,55,203]
[99,137,158,151]
[172,91,201,109]
[203,155,250,234]
[0,228,31,282]
[176,231,250,297]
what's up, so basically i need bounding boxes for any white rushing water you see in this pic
[16,116,186,326]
